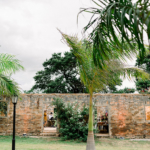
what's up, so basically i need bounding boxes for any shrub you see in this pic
[113,87,135,93]
[52,98,97,142]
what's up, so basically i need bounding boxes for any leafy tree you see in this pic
[0,53,24,96]
[60,32,149,150]
[0,101,7,116]
[79,0,150,68]
[135,53,150,92]
[136,79,150,92]
[29,51,122,93]
[136,54,150,72]
[29,52,86,93]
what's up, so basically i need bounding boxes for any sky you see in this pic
[0,0,136,92]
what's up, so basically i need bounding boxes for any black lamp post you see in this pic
[12,96,18,150]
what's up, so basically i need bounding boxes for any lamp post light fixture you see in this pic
[12,96,18,150]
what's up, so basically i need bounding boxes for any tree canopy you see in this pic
[28,52,87,93]
[135,53,150,92]
[28,51,123,94]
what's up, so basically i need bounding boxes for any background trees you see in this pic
[28,51,122,94]
[135,53,150,93]
[28,52,87,93]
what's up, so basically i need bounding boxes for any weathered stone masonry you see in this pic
[0,94,150,138]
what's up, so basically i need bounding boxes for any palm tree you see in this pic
[0,53,24,96]
[59,31,149,150]
[79,0,150,68]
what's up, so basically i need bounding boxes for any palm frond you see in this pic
[0,53,24,75]
[79,0,150,68]
[0,74,20,96]
[114,67,149,81]
[59,31,149,94]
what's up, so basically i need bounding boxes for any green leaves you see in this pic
[60,32,117,93]
[0,53,24,96]
[0,53,24,75]
[79,0,150,68]
[136,79,150,93]
[0,74,20,96]
[0,101,7,116]
[135,52,150,93]
[29,52,86,93]
[116,67,149,81]
[52,97,89,142]
[60,31,149,94]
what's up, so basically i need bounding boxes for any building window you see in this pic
[0,101,7,117]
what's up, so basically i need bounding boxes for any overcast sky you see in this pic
[0,0,136,92]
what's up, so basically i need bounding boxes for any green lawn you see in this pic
[0,136,150,150]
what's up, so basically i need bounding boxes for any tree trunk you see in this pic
[86,94,95,150]
[57,111,60,133]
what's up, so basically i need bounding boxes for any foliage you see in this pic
[113,87,135,93]
[79,0,150,68]
[0,53,24,96]
[101,77,122,93]
[136,79,150,93]
[136,54,150,72]
[0,53,24,75]
[59,32,149,94]
[28,51,121,93]
[59,32,150,148]
[52,98,97,142]
[135,53,150,93]
[0,101,7,116]
[24,90,32,94]
[60,31,150,149]
[28,52,87,93]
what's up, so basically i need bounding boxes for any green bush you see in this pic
[0,101,7,116]
[113,87,135,93]
[52,98,96,142]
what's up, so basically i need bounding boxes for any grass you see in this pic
[0,136,150,150]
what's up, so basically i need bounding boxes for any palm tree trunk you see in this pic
[86,94,95,150]
[57,111,60,133]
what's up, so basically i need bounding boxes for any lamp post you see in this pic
[12,96,18,150]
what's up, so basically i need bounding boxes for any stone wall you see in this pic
[0,94,150,138]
